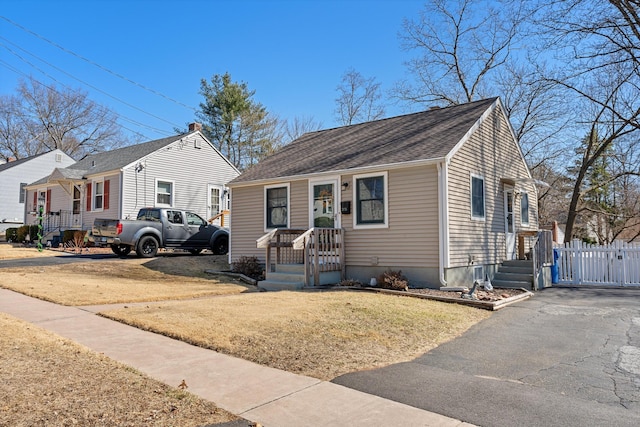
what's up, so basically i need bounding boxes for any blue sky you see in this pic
[1,0,425,141]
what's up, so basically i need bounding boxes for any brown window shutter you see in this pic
[104,179,110,210]
[86,183,92,212]
[46,189,51,213]
[33,192,37,210]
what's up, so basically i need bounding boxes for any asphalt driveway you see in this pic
[333,287,640,427]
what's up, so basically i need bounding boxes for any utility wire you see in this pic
[0,37,181,130]
[0,59,172,141]
[0,15,197,112]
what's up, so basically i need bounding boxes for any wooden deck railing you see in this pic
[257,227,345,286]
[293,228,345,286]
[208,210,230,227]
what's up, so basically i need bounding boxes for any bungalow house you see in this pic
[228,97,547,290]
[24,124,239,242]
[0,150,75,234]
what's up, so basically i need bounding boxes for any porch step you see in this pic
[493,259,534,290]
[259,264,305,291]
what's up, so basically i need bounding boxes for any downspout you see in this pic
[437,161,450,287]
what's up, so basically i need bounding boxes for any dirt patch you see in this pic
[407,287,526,301]
[0,243,60,259]
[0,313,237,426]
[101,290,491,381]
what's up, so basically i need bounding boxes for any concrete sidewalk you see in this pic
[0,289,471,427]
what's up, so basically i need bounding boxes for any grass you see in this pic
[0,259,254,306]
[101,290,491,380]
[0,313,238,426]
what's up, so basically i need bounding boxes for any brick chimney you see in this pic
[188,122,202,132]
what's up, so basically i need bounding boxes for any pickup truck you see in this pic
[89,207,229,258]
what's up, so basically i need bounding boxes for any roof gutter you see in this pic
[437,161,450,287]
[228,156,446,188]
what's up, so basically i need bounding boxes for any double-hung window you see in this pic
[471,175,485,220]
[156,180,173,207]
[354,172,387,228]
[265,184,289,229]
[521,192,529,225]
[94,181,104,210]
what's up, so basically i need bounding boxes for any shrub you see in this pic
[16,225,40,242]
[232,256,264,280]
[63,230,87,253]
[5,228,18,242]
[376,269,409,291]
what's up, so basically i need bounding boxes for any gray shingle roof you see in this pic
[230,98,498,184]
[66,133,190,176]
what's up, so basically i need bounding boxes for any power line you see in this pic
[0,37,182,130]
[0,15,197,113]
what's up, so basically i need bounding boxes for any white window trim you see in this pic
[308,177,340,229]
[264,183,290,231]
[155,178,174,208]
[520,191,530,225]
[353,171,389,230]
[208,184,224,219]
[470,173,486,221]
[92,179,104,212]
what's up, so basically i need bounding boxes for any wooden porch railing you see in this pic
[257,228,345,286]
[293,228,345,287]
[43,210,82,233]
[208,210,230,227]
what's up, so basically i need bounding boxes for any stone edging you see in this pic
[204,270,258,286]
[346,287,534,311]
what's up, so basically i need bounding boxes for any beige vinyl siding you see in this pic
[230,180,309,262]
[342,165,440,268]
[230,185,265,261]
[447,107,538,268]
[120,135,239,220]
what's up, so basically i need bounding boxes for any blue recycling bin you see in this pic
[551,248,559,284]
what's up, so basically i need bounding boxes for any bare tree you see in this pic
[281,115,323,143]
[395,0,525,107]
[531,0,640,241]
[335,68,385,126]
[2,78,124,159]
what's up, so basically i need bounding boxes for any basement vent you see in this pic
[473,266,484,283]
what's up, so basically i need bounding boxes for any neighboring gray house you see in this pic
[228,98,546,289]
[25,124,239,238]
[0,150,75,234]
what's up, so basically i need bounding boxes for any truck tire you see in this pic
[136,235,159,258]
[111,244,132,257]
[212,236,228,255]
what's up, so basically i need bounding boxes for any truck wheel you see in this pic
[111,244,132,257]
[212,236,228,255]
[136,236,159,258]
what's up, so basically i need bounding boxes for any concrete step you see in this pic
[499,265,532,274]
[266,271,305,283]
[258,280,304,291]
[494,272,533,283]
[275,264,305,274]
[502,259,533,268]
[491,279,533,290]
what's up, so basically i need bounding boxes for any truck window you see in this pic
[137,209,161,221]
[186,212,206,226]
[168,211,183,224]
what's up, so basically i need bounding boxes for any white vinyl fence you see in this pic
[556,240,640,286]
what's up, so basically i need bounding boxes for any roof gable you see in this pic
[67,133,185,176]
[0,150,70,173]
[230,98,498,184]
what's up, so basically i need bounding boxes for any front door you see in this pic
[310,180,339,228]
[504,187,516,259]
[207,185,223,222]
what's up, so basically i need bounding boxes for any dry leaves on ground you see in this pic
[0,313,238,427]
